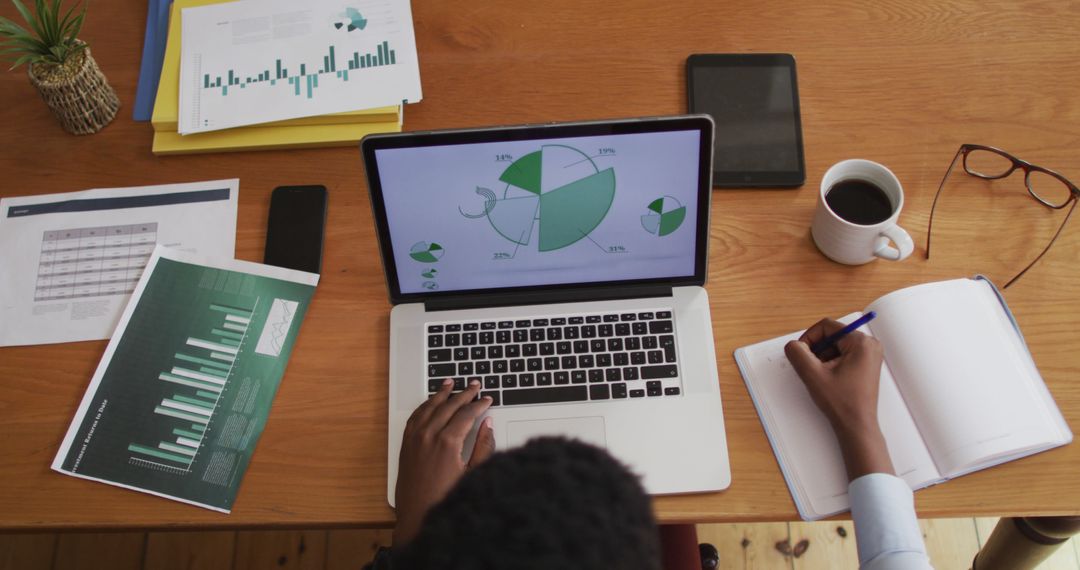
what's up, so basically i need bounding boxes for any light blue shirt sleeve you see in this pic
[849,473,934,570]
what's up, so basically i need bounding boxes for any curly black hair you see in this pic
[393,437,661,570]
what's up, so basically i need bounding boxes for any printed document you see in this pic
[52,246,319,512]
[178,0,422,134]
[0,179,238,346]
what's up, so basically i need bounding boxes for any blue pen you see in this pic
[810,311,877,357]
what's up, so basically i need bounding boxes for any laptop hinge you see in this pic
[424,285,674,312]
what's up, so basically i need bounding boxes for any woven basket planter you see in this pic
[28,44,119,135]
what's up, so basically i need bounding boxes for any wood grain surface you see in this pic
[0,0,1078,529]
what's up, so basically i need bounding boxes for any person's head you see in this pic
[394,437,661,570]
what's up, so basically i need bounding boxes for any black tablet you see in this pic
[687,53,805,187]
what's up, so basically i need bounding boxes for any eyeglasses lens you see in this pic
[964,149,1015,178]
[1026,170,1073,208]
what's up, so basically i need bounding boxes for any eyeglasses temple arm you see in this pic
[926,148,965,259]
[1003,198,1078,289]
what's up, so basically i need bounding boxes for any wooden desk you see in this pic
[1,0,1078,530]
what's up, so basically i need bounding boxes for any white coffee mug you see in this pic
[811,159,914,265]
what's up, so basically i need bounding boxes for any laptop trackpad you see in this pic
[506,416,607,449]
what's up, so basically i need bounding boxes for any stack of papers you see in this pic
[149,0,420,154]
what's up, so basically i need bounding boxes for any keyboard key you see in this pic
[620,313,636,321]
[660,335,675,348]
[454,348,468,360]
[554,371,570,385]
[642,336,658,349]
[457,362,473,375]
[446,324,462,332]
[563,327,579,339]
[638,312,654,320]
[632,322,647,335]
[428,335,443,348]
[479,332,494,344]
[646,381,662,396]
[464,323,479,331]
[569,316,584,324]
[598,324,614,337]
[481,321,497,330]
[488,346,504,359]
[582,325,596,338]
[556,341,571,354]
[664,387,681,396]
[605,368,622,382]
[463,333,478,345]
[625,337,641,351]
[571,371,587,383]
[590,339,606,352]
[471,347,486,360]
[544,357,561,370]
[603,314,619,322]
[505,345,521,357]
[540,342,555,356]
[513,330,528,342]
[607,338,624,351]
[503,386,588,406]
[623,367,639,380]
[612,383,628,398]
[445,333,461,346]
[664,345,677,363]
[615,323,631,336]
[527,358,543,371]
[530,329,545,342]
[502,375,517,388]
[590,384,611,400]
[578,354,595,368]
[613,353,629,366]
[532,318,549,327]
[586,315,602,323]
[647,350,664,364]
[428,325,444,333]
[516,320,532,327]
[596,353,612,367]
[482,391,501,406]
[476,361,491,374]
[649,320,674,334]
[657,311,672,319]
[498,321,514,329]
[519,373,535,387]
[510,359,525,372]
[573,340,589,354]
[631,351,646,365]
[546,328,562,341]
[428,363,455,377]
[428,349,452,362]
[453,377,467,390]
[484,376,499,389]
[428,379,446,392]
[630,389,646,398]
[588,370,604,383]
[522,343,538,356]
[537,372,553,386]
[641,365,678,379]
[496,331,511,343]
[551,317,566,325]
[493,360,508,373]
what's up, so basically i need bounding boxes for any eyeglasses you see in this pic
[926,144,1080,289]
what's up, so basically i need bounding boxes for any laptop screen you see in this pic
[363,117,712,302]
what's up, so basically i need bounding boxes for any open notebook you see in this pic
[735,277,1072,520]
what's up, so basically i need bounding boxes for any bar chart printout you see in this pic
[52,246,319,512]
[179,0,422,134]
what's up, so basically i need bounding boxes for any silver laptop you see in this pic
[361,116,731,505]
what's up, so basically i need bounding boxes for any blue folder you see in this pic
[133,0,173,121]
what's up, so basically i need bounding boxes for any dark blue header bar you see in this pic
[6,188,231,218]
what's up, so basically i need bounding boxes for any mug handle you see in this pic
[873,225,914,261]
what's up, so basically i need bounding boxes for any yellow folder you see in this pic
[152,120,401,155]
[151,0,400,134]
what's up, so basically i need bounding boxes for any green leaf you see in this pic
[10,51,39,69]
[10,0,41,37]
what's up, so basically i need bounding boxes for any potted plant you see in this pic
[0,0,119,134]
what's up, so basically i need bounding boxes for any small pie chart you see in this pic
[409,241,444,263]
[641,196,687,237]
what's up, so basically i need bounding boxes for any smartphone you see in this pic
[687,53,805,188]
[264,185,328,274]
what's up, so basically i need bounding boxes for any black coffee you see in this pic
[825,180,893,225]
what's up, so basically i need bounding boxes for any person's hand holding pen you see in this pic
[784,317,895,481]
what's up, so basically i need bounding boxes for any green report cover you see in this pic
[52,246,319,512]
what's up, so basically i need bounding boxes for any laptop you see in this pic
[361,115,731,505]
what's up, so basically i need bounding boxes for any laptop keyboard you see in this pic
[425,310,681,407]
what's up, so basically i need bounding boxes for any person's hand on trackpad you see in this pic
[394,379,494,546]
